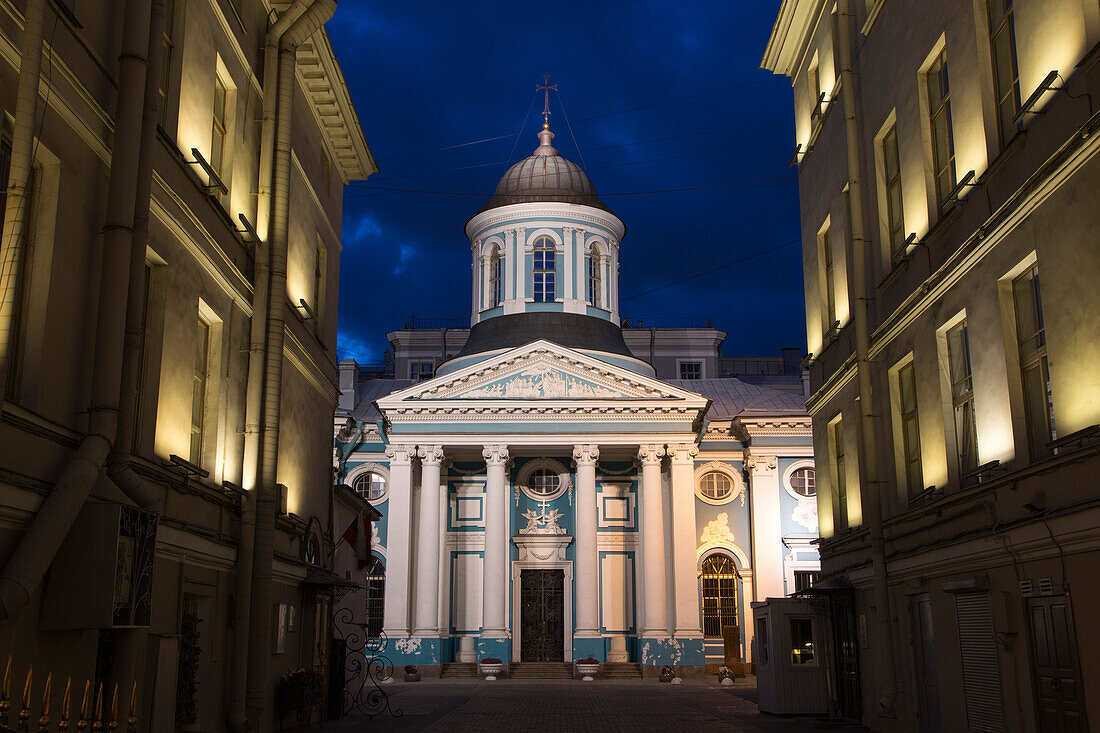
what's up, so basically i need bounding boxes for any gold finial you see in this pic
[126,682,137,733]
[19,665,33,729]
[36,672,51,732]
[1,655,11,725]
[91,683,102,733]
[536,74,558,130]
[76,680,89,732]
[59,678,71,732]
[107,684,117,733]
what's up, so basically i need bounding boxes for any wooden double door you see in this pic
[520,569,564,662]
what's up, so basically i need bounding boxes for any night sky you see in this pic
[328,1,801,365]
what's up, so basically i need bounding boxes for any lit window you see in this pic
[190,319,211,464]
[989,0,1021,146]
[809,61,822,128]
[882,125,905,259]
[532,237,556,302]
[353,472,387,501]
[947,322,979,477]
[1013,266,1055,457]
[790,619,816,665]
[587,247,601,307]
[528,468,560,497]
[899,362,923,496]
[790,468,816,497]
[833,419,848,530]
[822,227,836,328]
[410,361,434,381]
[700,554,738,640]
[680,362,702,380]
[699,471,733,502]
[210,76,228,176]
[926,50,956,211]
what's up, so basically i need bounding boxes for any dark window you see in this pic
[1013,266,1055,457]
[947,322,979,477]
[701,554,738,638]
[190,319,211,464]
[899,362,923,495]
[790,468,816,497]
[927,50,957,211]
[587,248,601,307]
[834,419,848,530]
[989,0,1021,146]
[409,361,434,380]
[365,558,385,638]
[528,468,560,497]
[532,237,556,302]
[883,125,905,258]
[794,571,819,592]
[758,617,770,665]
[0,134,10,231]
[489,247,502,306]
[823,227,836,327]
[158,0,177,128]
[679,361,702,380]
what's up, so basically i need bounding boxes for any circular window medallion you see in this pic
[517,458,571,502]
[790,467,816,497]
[699,472,733,501]
[348,463,390,502]
[693,462,743,506]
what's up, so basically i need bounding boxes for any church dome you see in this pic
[479,126,612,213]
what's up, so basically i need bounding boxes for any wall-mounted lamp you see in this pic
[905,232,920,247]
[295,298,316,321]
[276,483,289,515]
[948,169,977,203]
[237,213,260,242]
[789,143,805,167]
[1014,70,1062,121]
[187,148,229,195]
[799,353,815,370]
[222,480,246,496]
[169,453,210,479]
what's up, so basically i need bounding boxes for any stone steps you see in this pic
[509,662,573,679]
[600,662,643,679]
[440,662,478,678]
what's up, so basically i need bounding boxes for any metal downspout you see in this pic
[0,0,152,620]
[106,0,166,511]
[0,0,48,406]
[243,0,335,727]
[229,2,309,730]
[837,0,898,717]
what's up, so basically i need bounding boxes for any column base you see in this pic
[638,636,706,666]
[571,635,605,661]
[386,635,441,665]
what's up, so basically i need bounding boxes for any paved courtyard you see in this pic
[333,677,838,732]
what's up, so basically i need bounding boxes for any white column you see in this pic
[563,227,575,301]
[503,229,515,307]
[413,445,444,635]
[470,241,479,324]
[382,445,415,637]
[572,444,600,637]
[747,454,785,602]
[482,444,510,636]
[668,443,701,637]
[515,228,527,301]
[479,254,490,310]
[638,444,667,636]
[609,240,620,322]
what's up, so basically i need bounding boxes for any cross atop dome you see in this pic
[535,74,559,156]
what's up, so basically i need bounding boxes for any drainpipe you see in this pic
[836,0,898,717]
[0,0,48,405]
[244,0,335,727]
[106,0,166,511]
[0,0,151,620]
[228,2,309,730]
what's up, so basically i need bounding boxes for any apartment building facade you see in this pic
[0,0,374,729]
[764,0,1100,730]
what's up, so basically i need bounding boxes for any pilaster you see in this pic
[746,454,784,603]
[668,443,702,638]
[382,444,414,638]
[572,444,600,648]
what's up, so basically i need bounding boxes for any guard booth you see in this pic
[752,597,830,715]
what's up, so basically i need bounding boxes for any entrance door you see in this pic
[520,569,564,662]
[911,594,942,733]
[1027,595,1089,731]
[701,555,740,668]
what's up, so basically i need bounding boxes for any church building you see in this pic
[334,111,817,674]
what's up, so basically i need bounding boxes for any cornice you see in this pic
[465,202,626,242]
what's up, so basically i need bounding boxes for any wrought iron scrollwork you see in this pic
[332,606,401,719]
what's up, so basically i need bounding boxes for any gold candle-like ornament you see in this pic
[126,681,137,733]
[36,672,51,732]
[19,665,33,729]
[0,654,11,725]
[76,680,90,733]
[107,684,118,733]
[90,682,103,733]
[59,678,71,732]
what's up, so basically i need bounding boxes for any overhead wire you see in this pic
[555,88,588,170]
[505,89,538,165]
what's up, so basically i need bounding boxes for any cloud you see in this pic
[393,243,417,275]
[336,330,379,364]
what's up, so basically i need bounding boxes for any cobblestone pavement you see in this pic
[332,677,828,732]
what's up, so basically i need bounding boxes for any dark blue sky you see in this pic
[328,0,801,365]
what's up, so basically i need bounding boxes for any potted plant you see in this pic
[403,664,421,682]
[658,665,674,683]
[276,669,324,719]
[479,657,504,680]
[576,657,599,681]
[717,665,735,686]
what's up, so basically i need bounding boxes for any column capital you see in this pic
[572,444,599,466]
[417,445,444,466]
[666,443,698,465]
[482,444,509,466]
[385,444,415,466]
[744,454,778,474]
[637,444,664,466]
[562,225,575,234]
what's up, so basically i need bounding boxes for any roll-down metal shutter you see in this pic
[954,591,1005,732]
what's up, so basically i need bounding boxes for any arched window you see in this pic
[587,247,601,307]
[489,246,502,306]
[532,237,556,302]
[699,471,733,502]
[364,557,385,638]
[701,554,739,639]
[353,471,387,501]
[790,467,816,497]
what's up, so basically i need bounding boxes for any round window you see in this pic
[699,471,733,501]
[354,472,387,501]
[790,467,816,497]
[528,468,561,497]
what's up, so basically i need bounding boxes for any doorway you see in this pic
[701,554,740,668]
[520,569,564,662]
[1027,594,1089,731]
[911,594,942,733]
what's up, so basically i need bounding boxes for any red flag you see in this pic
[342,516,371,568]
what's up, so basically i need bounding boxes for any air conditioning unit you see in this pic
[40,503,158,630]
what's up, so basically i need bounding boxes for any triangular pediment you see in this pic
[376,340,710,409]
